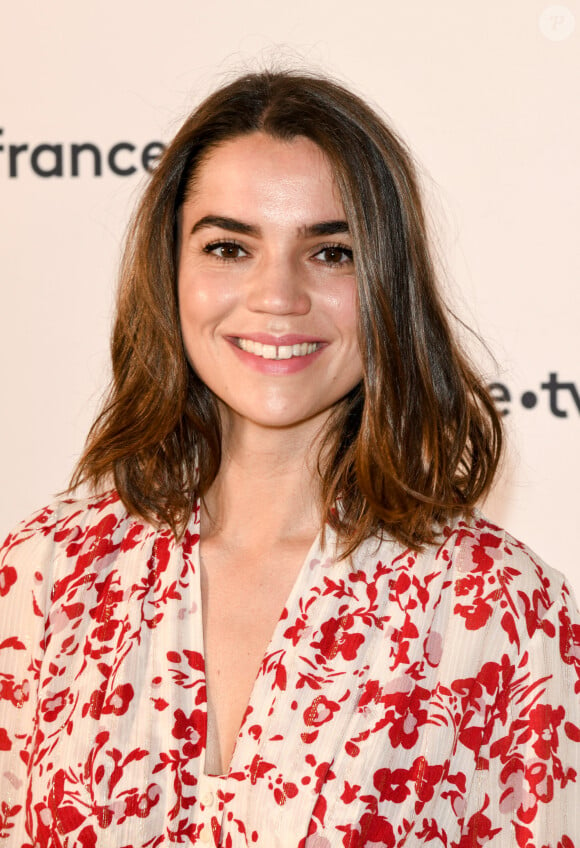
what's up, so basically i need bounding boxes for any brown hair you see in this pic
[71,69,502,553]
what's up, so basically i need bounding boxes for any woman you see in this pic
[1,70,578,847]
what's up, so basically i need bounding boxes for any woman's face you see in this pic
[177,132,363,436]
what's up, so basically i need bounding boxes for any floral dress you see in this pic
[0,492,579,847]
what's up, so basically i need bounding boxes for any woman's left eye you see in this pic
[314,245,353,265]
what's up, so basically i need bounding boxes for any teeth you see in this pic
[236,339,319,359]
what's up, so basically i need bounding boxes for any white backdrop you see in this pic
[1,1,578,597]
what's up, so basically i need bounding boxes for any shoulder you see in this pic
[442,509,570,602]
[434,510,578,650]
[1,490,134,555]
[0,491,155,603]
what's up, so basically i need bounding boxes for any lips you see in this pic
[226,334,326,374]
[233,338,321,360]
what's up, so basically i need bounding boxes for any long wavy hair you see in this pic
[71,69,502,553]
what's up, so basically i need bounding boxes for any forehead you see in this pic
[183,132,345,220]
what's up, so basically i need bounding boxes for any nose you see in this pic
[245,255,311,316]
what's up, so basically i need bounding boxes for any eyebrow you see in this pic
[190,215,258,236]
[189,215,350,238]
[303,220,350,237]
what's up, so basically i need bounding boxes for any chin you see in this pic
[222,402,332,434]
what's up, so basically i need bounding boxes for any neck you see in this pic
[202,417,326,549]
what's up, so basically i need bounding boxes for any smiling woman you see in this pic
[68,71,505,554]
[177,133,362,431]
[0,70,578,847]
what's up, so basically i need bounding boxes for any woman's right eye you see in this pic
[203,241,248,261]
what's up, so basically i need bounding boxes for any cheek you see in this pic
[324,283,360,342]
[333,286,364,382]
[178,271,237,333]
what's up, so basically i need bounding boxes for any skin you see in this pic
[177,132,363,775]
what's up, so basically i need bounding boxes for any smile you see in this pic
[234,338,321,360]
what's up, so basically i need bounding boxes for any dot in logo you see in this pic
[539,5,576,40]
[521,391,538,409]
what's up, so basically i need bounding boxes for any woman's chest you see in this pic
[29,535,488,846]
[200,536,316,775]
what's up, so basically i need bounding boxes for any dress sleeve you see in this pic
[0,507,56,844]
[458,574,580,847]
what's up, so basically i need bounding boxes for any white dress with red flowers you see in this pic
[0,493,578,847]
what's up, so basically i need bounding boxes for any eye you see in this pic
[203,240,248,261]
[314,245,354,265]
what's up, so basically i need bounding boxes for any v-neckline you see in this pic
[189,504,331,779]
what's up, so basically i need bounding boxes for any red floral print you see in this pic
[172,708,206,760]
[0,495,578,846]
